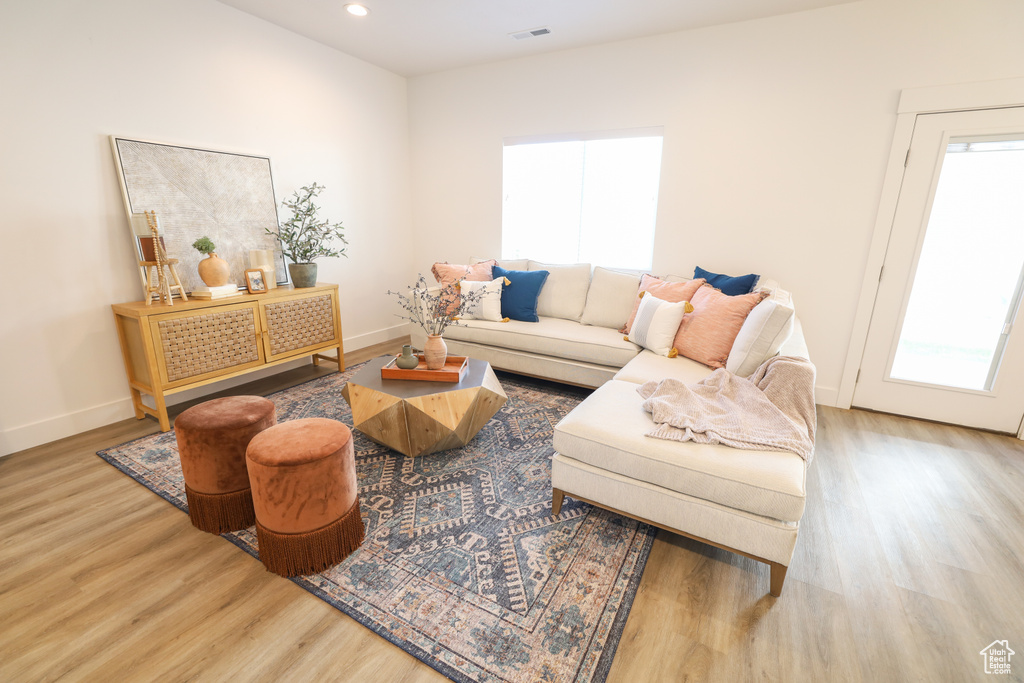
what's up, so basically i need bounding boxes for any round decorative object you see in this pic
[246,418,364,576]
[197,253,230,287]
[424,334,447,370]
[396,344,419,369]
[289,262,318,288]
[174,395,277,534]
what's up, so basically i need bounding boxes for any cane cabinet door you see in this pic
[258,290,341,362]
[151,301,265,389]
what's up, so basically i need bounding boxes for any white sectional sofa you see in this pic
[411,258,812,596]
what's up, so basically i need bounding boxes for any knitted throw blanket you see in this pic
[637,356,817,462]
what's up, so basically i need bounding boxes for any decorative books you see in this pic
[380,355,469,382]
[190,284,241,299]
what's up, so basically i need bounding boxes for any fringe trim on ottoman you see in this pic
[256,499,365,577]
[184,484,256,534]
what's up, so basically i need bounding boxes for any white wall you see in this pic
[407,0,1024,406]
[0,0,413,455]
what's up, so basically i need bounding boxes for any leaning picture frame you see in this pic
[244,268,268,294]
[110,136,290,297]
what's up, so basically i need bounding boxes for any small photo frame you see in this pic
[245,268,268,294]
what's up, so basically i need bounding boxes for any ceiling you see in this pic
[216,0,860,77]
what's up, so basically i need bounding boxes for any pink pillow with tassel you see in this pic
[673,285,768,368]
[621,275,705,334]
[431,260,497,315]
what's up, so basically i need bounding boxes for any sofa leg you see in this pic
[551,488,564,516]
[769,562,788,597]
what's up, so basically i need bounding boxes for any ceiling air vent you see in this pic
[509,27,551,41]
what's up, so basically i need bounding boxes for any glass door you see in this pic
[854,107,1024,433]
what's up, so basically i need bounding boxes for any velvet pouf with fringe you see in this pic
[255,498,365,577]
[184,484,256,534]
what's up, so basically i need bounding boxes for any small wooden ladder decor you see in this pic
[140,210,188,306]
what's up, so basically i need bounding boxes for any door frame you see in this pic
[839,77,1024,439]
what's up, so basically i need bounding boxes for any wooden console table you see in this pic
[112,283,344,431]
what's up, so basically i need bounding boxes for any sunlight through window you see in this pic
[502,133,663,269]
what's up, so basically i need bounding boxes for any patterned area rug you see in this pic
[98,363,655,683]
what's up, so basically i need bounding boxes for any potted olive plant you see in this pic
[265,183,348,288]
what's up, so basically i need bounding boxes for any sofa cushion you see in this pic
[431,260,495,286]
[471,255,530,271]
[623,274,705,334]
[528,260,591,321]
[627,295,688,357]
[444,317,640,367]
[613,350,712,385]
[552,455,800,565]
[459,277,505,322]
[552,379,807,522]
[674,286,767,368]
[580,267,642,330]
[726,295,795,378]
[493,265,548,322]
[431,260,496,315]
[694,265,759,296]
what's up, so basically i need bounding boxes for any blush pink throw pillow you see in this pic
[431,260,497,315]
[621,275,706,334]
[431,260,496,286]
[673,285,768,368]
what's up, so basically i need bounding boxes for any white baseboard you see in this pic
[0,397,136,458]
[815,385,840,408]
[0,323,412,458]
[343,323,410,354]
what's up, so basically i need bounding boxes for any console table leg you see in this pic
[129,387,146,420]
[153,392,170,432]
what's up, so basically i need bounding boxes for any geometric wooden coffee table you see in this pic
[341,356,507,457]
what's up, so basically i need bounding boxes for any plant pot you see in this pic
[424,335,447,370]
[197,253,230,287]
[289,263,317,288]
[396,344,419,369]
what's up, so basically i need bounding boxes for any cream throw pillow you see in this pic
[458,277,505,321]
[527,260,592,321]
[581,267,643,329]
[627,294,688,357]
[726,295,795,377]
[470,255,530,271]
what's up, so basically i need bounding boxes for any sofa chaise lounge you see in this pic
[412,258,812,595]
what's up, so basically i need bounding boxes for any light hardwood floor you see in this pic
[2,342,1023,682]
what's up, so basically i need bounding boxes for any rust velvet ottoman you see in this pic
[174,396,277,534]
[245,418,365,577]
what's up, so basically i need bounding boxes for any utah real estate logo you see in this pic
[980,640,1014,675]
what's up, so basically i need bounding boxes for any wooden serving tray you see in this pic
[380,355,469,382]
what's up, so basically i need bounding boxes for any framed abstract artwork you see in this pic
[110,137,289,296]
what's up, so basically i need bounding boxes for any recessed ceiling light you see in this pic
[345,4,369,16]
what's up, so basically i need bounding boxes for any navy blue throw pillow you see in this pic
[693,265,759,296]
[493,265,549,322]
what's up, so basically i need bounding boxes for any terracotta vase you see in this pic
[197,253,230,287]
[424,334,447,370]
[289,263,317,288]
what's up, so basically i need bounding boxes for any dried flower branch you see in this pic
[387,274,488,336]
